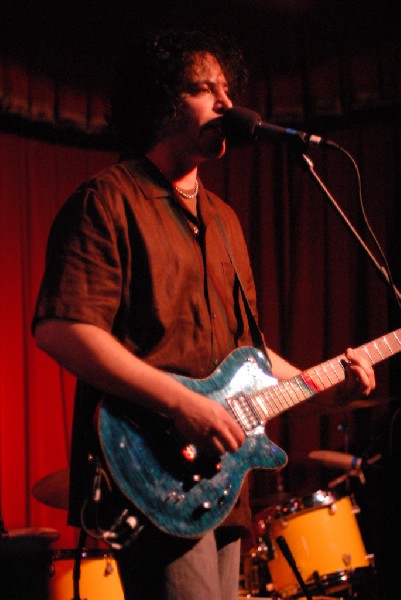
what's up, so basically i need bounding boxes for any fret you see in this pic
[373,341,384,360]
[328,358,345,382]
[382,336,393,355]
[380,334,399,357]
[320,362,336,385]
[359,330,401,365]
[287,378,309,401]
[282,380,303,405]
[362,344,374,364]
[266,386,285,415]
[251,393,269,420]
[262,391,278,418]
[310,366,328,389]
[270,384,287,412]
[277,381,297,408]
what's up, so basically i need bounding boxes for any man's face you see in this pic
[164,52,233,163]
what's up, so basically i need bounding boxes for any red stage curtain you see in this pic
[0,133,116,547]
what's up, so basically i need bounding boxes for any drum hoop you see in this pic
[52,548,114,560]
[305,565,375,592]
[272,489,338,519]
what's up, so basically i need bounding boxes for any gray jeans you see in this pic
[116,526,242,600]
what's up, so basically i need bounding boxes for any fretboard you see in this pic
[248,329,401,424]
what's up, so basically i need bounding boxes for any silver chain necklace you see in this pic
[172,179,199,199]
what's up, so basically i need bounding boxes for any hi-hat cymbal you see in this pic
[31,468,69,510]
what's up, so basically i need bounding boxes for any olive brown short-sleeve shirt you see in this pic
[33,157,263,527]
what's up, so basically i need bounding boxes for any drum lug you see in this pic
[366,552,375,568]
[329,502,337,515]
[104,557,115,575]
[342,553,352,567]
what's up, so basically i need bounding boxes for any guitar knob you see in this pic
[218,490,229,505]
[182,444,198,461]
[192,501,212,519]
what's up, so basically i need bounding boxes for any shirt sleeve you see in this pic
[32,185,123,334]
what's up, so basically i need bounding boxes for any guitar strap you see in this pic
[214,212,269,364]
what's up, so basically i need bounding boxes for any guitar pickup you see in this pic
[226,393,260,431]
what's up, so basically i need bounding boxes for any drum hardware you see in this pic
[309,450,382,490]
[275,535,312,600]
[71,529,87,600]
[240,547,276,598]
[254,491,374,599]
[49,547,124,600]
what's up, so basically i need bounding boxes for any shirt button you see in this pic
[211,313,217,319]
[213,358,220,366]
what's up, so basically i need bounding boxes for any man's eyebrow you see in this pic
[186,79,229,88]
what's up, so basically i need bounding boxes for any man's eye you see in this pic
[194,85,211,94]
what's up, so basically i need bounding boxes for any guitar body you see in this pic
[98,346,288,538]
[98,327,401,538]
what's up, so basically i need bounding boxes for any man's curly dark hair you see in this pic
[106,29,248,156]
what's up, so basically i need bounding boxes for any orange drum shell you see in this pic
[268,496,369,596]
[49,550,124,600]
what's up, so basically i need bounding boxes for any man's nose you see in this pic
[214,89,233,111]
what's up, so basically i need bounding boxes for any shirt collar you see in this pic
[122,156,220,227]
[123,157,172,199]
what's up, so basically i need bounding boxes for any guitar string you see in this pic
[244,330,401,426]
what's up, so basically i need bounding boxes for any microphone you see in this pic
[222,106,333,152]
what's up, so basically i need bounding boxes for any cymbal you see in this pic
[31,468,69,510]
[8,527,60,542]
[296,397,384,418]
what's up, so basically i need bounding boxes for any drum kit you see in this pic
[239,447,383,600]
[28,468,125,600]
[241,488,376,600]
[24,398,382,600]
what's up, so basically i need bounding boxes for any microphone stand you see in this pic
[276,536,313,600]
[297,152,401,303]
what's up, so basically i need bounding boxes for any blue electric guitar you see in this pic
[98,329,401,538]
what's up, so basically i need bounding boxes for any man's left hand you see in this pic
[341,347,376,398]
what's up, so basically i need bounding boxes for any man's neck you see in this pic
[146,147,198,189]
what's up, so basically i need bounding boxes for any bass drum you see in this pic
[49,549,124,600]
[255,491,372,598]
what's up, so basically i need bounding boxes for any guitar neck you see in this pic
[248,328,401,423]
